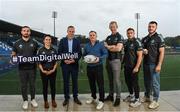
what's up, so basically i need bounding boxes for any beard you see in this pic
[148,30,156,35]
[22,34,30,38]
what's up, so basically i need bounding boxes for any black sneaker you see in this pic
[104,95,114,102]
[113,98,120,107]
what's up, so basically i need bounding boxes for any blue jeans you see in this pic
[143,64,160,101]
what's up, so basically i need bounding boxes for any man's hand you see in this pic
[143,49,148,55]
[104,42,115,50]
[69,59,75,64]
[133,67,139,74]
[9,56,16,65]
[10,52,17,65]
[155,64,161,73]
[64,59,75,64]
[92,57,99,63]
[64,60,71,64]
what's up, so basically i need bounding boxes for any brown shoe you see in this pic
[52,100,57,108]
[74,98,82,105]
[44,101,49,109]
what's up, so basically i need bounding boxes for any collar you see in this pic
[89,40,99,46]
[22,37,31,42]
[111,32,119,36]
[148,32,157,38]
[66,36,74,40]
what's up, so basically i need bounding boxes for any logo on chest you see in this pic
[19,44,23,49]
[30,43,34,47]
[42,51,46,54]
[114,37,118,41]
[129,44,134,49]
[112,37,118,43]
[51,51,55,54]
[150,40,155,45]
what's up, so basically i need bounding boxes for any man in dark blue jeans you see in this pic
[58,26,82,106]
[141,21,165,109]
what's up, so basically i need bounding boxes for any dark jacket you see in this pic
[58,37,82,66]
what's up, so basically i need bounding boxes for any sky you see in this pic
[0,0,180,40]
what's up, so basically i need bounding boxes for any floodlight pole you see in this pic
[135,13,140,39]
[52,11,57,37]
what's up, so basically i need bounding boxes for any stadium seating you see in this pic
[0,41,16,75]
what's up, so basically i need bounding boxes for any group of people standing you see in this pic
[11,20,165,110]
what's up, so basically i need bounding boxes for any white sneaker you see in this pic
[31,99,38,107]
[149,101,159,109]
[129,99,141,107]
[96,101,104,110]
[86,98,97,104]
[141,96,151,103]
[22,101,28,110]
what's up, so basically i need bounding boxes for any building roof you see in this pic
[0,19,57,39]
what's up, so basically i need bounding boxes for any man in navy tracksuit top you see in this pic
[123,28,143,107]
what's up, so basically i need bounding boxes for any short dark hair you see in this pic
[43,34,51,40]
[127,28,135,32]
[109,21,118,28]
[21,26,30,31]
[149,21,158,26]
[89,30,97,35]
[67,25,75,30]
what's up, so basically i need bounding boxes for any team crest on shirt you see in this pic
[42,51,45,54]
[151,40,155,44]
[114,37,118,41]
[144,39,147,43]
[30,43,34,47]
[130,44,134,49]
[19,44,23,49]
[130,44,134,47]
[51,51,54,54]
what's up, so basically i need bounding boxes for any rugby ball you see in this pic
[84,55,97,63]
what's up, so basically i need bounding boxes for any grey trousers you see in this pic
[19,69,36,101]
[106,59,121,98]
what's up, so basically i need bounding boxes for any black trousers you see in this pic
[19,69,36,101]
[87,64,104,102]
[40,70,57,101]
[61,64,79,100]
[124,66,140,99]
